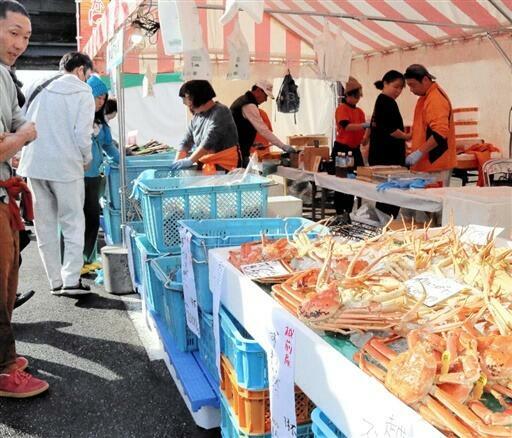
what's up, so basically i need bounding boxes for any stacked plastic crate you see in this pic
[101,153,175,245]
[219,307,315,437]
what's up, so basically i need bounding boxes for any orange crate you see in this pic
[220,355,314,435]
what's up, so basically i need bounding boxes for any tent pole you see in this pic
[196,4,486,30]
[487,33,512,70]
[487,0,512,25]
[116,62,128,243]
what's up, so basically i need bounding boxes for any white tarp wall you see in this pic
[109,82,187,148]
[350,34,512,157]
[271,78,337,147]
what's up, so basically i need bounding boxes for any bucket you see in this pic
[101,245,134,294]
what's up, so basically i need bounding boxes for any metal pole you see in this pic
[487,33,512,70]
[196,4,487,30]
[116,63,127,246]
[487,0,512,25]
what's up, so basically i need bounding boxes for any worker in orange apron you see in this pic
[404,64,456,187]
[170,80,241,174]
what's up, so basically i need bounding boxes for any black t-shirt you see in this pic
[368,93,405,166]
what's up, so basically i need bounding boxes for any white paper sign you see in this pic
[458,224,504,246]
[267,312,297,437]
[182,47,212,81]
[406,273,465,307]
[180,229,201,338]
[106,28,124,73]
[240,260,289,280]
[210,258,226,379]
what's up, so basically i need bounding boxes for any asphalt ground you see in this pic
[0,230,221,438]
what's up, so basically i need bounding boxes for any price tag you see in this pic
[458,224,504,245]
[180,229,201,338]
[266,311,297,437]
[210,257,226,379]
[240,260,290,280]
[406,272,465,307]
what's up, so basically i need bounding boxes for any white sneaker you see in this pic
[50,285,63,296]
[56,280,91,297]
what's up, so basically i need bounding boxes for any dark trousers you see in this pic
[331,142,364,215]
[0,204,19,372]
[83,176,102,264]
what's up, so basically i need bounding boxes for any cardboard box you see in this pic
[303,146,330,171]
[287,135,329,148]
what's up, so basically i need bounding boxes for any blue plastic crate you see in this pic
[104,152,176,210]
[220,394,313,438]
[178,217,327,312]
[136,174,271,254]
[151,256,198,353]
[311,409,347,438]
[125,221,144,291]
[134,235,162,313]
[197,311,218,384]
[101,204,121,245]
[220,307,267,390]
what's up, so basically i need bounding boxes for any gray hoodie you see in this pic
[17,73,95,182]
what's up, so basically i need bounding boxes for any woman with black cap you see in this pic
[368,70,411,218]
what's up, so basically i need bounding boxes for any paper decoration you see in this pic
[158,0,205,55]
[220,0,264,25]
[142,64,155,98]
[226,20,250,80]
[180,229,201,337]
[313,23,352,83]
[210,258,226,379]
[182,47,212,81]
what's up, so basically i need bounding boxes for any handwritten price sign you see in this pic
[180,229,201,338]
[406,272,465,307]
[267,312,298,437]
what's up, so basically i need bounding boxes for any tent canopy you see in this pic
[82,0,512,73]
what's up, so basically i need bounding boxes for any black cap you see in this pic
[404,64,436,81]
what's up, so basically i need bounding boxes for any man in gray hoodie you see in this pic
[18,52,95,296]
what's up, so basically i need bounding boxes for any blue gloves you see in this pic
[376,178,429,191]
[362,122,371,129]
[169,158,193,171]
[405,150,424,166]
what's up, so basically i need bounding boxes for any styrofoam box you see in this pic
[267,195,303,218]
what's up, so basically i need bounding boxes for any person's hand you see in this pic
[17,122,37,144]
[0,132,7,142]
[281,144,296,153]
[403,132,412,141]
[405,150,423,166]
[169,158,194,170]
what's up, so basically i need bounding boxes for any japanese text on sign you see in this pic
[406,272,465,307]
[180,229,201,338]
[267,312,298,437]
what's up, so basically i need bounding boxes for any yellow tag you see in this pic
[473,373,487,400]
[441,351,451,375]
[477,374,487,386]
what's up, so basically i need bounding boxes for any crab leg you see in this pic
[468,400,512,427]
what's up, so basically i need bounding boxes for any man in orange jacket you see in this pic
[404,64,456,186]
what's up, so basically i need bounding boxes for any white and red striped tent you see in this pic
[81,0,512,75]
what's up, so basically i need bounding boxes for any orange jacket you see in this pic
[0,176,33,231]
[250,109,275,160]
[199,146,240,175]
[335,103,365,147]
[410,83,456,172]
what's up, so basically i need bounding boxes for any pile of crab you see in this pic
[227,221,512,436]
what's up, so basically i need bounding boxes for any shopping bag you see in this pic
[220,0,264,25]
[182,47,212,81]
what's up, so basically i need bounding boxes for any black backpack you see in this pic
[276,71,300,114]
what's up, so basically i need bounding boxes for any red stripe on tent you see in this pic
[255,13,271,62]
[451,0,502,28]
[122,29,140,74]
[285,29,301,61]
[194,0,209,48]
[367,1,437,44]
[223,14,237,58]
[265,0,316,44]
[404,0,463,37]
[313,0,411,47]
[302,0,387,51]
